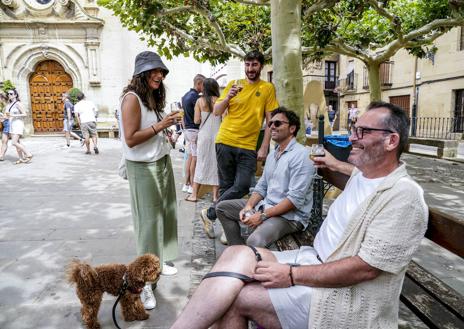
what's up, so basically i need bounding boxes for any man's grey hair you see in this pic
[366,101,410,159]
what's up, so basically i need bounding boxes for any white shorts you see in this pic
[268,246,321,329]
[184,129,198,156]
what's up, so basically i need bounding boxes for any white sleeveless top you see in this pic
[8,101,25,135]
[119,92,171,162]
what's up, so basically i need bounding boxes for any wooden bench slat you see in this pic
[425,209,464,258]
[400,276,464,329]
[406,261,464,320]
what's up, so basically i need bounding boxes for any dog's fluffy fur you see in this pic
[66,254,160,329]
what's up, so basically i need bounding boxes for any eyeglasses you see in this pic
[7,92,15,96]
[351,126,394,139]
[268,120,289,128]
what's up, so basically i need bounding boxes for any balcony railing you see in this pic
[325,80,336,90]
[362,61,394,89]
[410,116,464,140]
[338,72,357,93]
[302,75,339,91]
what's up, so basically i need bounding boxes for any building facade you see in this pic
[336,27,464,138]
[0,0,213,134]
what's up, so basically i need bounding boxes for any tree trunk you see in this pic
[271,0,305,141]
[367,62,382,102]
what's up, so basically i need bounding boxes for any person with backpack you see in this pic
[62,93,83,147]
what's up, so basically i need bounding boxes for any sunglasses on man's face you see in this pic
[7,92,15,96]
[267,120,289,128]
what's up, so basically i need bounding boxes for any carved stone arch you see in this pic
[12,45,83,88]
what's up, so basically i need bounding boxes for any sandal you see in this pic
[26,154,33,160]
[185,196,198,203]
[15,159,24,165]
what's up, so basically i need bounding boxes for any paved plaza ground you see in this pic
[0,136,463,329]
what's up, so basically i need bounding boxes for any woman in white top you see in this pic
[120,51,181,310]
[5,89,32,164]
[186,78,221,202]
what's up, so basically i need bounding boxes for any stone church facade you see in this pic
[0,0,213,134]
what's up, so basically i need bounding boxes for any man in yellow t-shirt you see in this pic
[200,50,279,239]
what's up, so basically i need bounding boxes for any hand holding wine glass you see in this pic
[310,144,325,178]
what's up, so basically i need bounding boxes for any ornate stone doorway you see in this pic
[29,60,73,132]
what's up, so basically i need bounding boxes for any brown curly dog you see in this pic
[66,254,160,329]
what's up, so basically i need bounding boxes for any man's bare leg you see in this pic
[190,156,197,185]
[170,246,278,329]
[185,154,192,186]
[212,282,281,329]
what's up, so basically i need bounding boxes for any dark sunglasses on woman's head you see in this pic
[268,120,289,128]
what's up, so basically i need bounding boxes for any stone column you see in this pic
[85,28,101,87]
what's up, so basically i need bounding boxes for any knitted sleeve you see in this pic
[358,179,428,274]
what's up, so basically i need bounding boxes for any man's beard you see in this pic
[348,140,385,168]
[246,70,261,81]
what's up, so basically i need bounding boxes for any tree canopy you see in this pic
[98,0,464,118]
[99,0,463,65]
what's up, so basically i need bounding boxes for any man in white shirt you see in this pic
[75,92,99,155]
[170,101,428,329]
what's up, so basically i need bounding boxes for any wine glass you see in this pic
[176,102,184,118]
[310,144,325,178]
[235,79,244,92]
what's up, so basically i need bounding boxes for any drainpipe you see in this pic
[411,57,418,136]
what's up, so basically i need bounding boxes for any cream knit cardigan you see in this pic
[309,163,428,329]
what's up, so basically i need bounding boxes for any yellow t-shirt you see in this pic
[215,79,279,150]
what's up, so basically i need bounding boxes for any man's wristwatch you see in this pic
[260,211,268,222]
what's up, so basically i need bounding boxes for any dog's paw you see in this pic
[137,312,149,321]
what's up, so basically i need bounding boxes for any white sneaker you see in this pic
[220,231,228,245]
[161,262,178,276]
[141,284,156,310]
[200,208,215,239]
[187,185,193,194]
[182,184,190,193]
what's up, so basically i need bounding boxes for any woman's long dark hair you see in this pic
[9,89,20,102]
[202,78,220,113]
[122,71,166,113]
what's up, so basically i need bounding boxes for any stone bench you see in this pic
[407,137,459,158]
[96,127,119,138]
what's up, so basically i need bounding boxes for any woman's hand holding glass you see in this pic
[156,111,181,131]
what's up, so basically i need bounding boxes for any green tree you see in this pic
[67,87,82,105]
[302,0,464,101]
[98,0,464,122]
[1,80,16,93]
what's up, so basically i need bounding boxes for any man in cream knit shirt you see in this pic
[171,101,428,329]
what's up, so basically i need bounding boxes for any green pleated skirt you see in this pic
[126,155,178,264]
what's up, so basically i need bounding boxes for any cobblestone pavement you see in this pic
[402,153,464,220]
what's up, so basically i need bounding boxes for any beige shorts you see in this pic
[80,121,97,138]
[184,129,199,156]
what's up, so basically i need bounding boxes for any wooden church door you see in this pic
[29,60,73,132]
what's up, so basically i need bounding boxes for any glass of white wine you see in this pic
[176,102,184,120]
[235,79,244,92]
[310,144,325,178]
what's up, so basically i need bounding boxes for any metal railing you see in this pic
[410,116,464,140]
[302,74,339,91]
